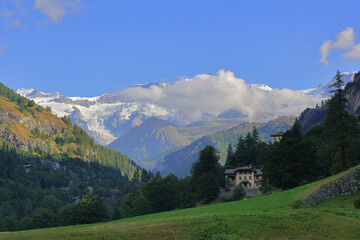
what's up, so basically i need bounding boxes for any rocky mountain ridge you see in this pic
[17,72,354,147]
[299,71,360,131]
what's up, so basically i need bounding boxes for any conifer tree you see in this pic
[224,144,236,168]
[252,126,259,144]
[321,70,359,172]
[190,146,221,202]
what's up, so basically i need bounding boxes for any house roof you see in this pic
[270,131,284,137]
[254,169,263,175]
[224,166,262,175]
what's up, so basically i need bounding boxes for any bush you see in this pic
[291,200,305,209]
[259,178,273,194]
[230,185,246,201]
[354,198,360,209]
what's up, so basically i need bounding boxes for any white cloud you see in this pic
[344,43,360,60]
[120,70,321,121]
[34,0,81,22]
[319,27,355,64]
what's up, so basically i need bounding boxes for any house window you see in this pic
[239,176,242,180]
[244,176,247,180]
[249,176,252,180]
[249,183,252,187]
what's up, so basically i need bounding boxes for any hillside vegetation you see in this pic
[1,169,359,240]
[0,82,139,180]
[0,139,147,231]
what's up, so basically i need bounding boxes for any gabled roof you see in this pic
[224,166,260,175]
[270,131,284,137]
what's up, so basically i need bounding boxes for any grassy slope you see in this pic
[1,170,359,240]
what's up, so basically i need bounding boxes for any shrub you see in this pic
[230,185,246,201]
[354,198,360,209]
[291,200,305,209]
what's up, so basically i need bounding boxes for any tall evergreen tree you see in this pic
[252,126,259,144]
[244,132,254,149]
[321,70,359,173]
[224,144,236,168]
[191,146,221,202]
[234,137,246,166]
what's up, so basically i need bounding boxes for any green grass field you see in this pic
[1,170,359,240]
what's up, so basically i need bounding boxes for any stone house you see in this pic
[224,166,262,190]
[270,132,283,143]
[23,163,31,173]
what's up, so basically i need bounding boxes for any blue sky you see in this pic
[1,0,360,97]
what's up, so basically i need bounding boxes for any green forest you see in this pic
[0,139,151,231]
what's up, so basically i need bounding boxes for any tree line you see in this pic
[0,141,140,232]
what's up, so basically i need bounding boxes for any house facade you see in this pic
[270,132,283,143]
[224,167,262,190]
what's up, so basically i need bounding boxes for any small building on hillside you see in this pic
[23,163,31,173]
[224,166,262,190]
[270,132,283,143]
[72,196,81,203]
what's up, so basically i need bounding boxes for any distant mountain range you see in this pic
[16,71,358,173]
[157,116,296,178]
[108,117,246,168]
[17,72,356,145]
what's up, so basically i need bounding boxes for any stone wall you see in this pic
[245,188,261,197]
[303,166,360,206]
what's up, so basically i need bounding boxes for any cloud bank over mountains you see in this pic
[121,70,322,121]
[320,27,360,64]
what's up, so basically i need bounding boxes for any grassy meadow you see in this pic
[1,170,359,240]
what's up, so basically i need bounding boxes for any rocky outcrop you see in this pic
[303,166,360,206]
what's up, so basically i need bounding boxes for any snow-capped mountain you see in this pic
[17,87,167,145]
[300,71,357,97]
[16,71,358,146]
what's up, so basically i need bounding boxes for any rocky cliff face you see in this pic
[345,72,360,114]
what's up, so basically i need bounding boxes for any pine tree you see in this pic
[224,144,236,168]
[190,146,221,202]
[252,126,259,144]
[321,70,359,172]
[234,137,246,166]
[244,132,254,149]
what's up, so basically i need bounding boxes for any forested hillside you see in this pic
[0,82,139,180]
[0,140,141,231]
